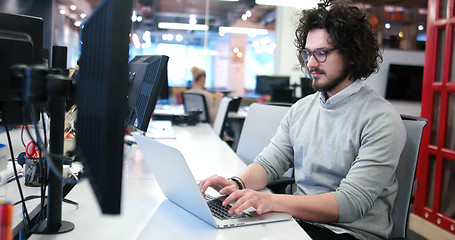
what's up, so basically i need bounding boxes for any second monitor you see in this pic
[255,75,290,96]
[126,55,169,132]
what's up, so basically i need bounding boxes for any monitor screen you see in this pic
[0,12,43,125]
[255,75,290,95]
[300,77,316,97]
[75,0,133,214]
[385,64,423,102]
[126,55,169,132]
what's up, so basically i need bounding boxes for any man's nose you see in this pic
[306,54,319,69]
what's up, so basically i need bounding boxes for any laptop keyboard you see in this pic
[205,195,251,220]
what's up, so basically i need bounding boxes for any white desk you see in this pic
[28,123,309,240]
[153,104,184,116]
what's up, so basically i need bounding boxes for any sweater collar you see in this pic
[319,79,364,107]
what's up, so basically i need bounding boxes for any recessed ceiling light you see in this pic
[158,22,209,31]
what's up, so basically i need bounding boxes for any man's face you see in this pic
[304,29,351,97]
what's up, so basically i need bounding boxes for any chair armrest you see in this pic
[266,177,295,194]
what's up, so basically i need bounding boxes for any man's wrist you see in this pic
[229,176,245,190]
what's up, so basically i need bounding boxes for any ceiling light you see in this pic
[80,13,86,19]
[189,14,197,25]
[131,33,141,49]
[219,26,268,36]
[384,5,405,12]
[189,18,197,25]
[143,31,151,41]
[70,5,77,11]
[255,0,318,9]
[167,34,174,41]
[158,22,209,31]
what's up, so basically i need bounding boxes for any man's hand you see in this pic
[221,188,274,215]
[198,174,239,197]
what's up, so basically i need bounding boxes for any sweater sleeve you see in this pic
[254,107,295,183]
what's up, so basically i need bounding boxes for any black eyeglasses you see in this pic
[299,48,337,64]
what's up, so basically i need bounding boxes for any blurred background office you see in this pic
[1,0,427,110]
[6,1,454,240]
[186,66,223,124]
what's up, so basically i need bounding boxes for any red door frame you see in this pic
[414,0,455,234]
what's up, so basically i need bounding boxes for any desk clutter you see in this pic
[0,139,82,189]
[153,110,203,126]
[144,120,176,139]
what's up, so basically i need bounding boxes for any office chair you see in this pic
[212,96,233,138]
[235,103,291,166]
[266,115,428,239]
[213,97,242,146]
[181,92,210,123]
[389,115,427,239]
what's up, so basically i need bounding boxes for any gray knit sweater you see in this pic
[255,80,406,239]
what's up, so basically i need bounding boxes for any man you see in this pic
[198,1,406,239]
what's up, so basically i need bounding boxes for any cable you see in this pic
[0,103,32,228]
[18,111,47,222]
[21,125,26,148]
[39,109,48,221]
[38,153,46,222]
[27,104,78,185]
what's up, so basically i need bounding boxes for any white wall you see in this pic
[229,34,247,96]
[275,6,305,97]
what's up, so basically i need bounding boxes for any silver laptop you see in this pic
[132,132,292,228]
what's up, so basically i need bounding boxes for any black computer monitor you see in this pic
[255,75,290,95]
[0,12,43,125]
[385,64,423,102]
[300,77,316,97]
[159,70,170,101]
[126,55,169,132]
[75,0,133,214]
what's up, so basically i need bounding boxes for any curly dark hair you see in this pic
[295,0,382,80]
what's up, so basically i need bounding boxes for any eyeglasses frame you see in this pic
[299,48,337,64]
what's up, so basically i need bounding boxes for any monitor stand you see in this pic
[31,46,75,234]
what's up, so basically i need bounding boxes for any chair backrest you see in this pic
[236,103,291,165]
[181,92,210,123]
[212,96,233,138]
[390,115,427,239]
